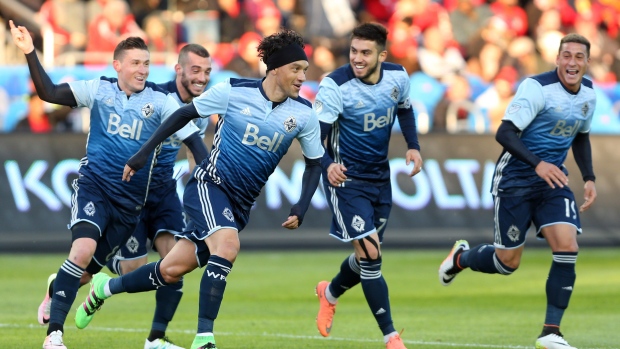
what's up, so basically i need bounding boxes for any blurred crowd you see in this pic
[2,0,620,133]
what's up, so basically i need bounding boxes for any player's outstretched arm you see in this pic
[124,103,200,181]
[282,156,322,229]
[572,131,597,212]
[10,20,77,107]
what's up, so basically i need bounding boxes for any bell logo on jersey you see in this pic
[550,119,583,137]
[107,113,144,140]
[162,134,183,147]
[242,123,284,152]
[364,107,394,132]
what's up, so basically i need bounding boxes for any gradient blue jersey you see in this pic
[314,62,412,182]
[152,80,209,186]
[192,78,324,210]
[68,77,198,211]
[492,70,596,197]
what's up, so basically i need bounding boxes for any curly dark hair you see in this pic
[113,37,148,60]
[257,28,305,65]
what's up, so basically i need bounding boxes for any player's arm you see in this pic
[572,131,597,212]
[181,130,208,167]
[125,103,201,178]
[10,20,77,107]
[396,96,422,176]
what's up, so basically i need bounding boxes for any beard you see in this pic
[180,75,203,98]
[354,61,379,81]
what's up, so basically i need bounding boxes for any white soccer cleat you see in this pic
[144,337,186,349]
[38,273,57,325]
[439,240,469,286]
[42,330,67,349]
[535,333,577,349]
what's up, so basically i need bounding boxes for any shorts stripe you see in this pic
[196,178,217,231]
[70,178,79,224]
[328,186,349,240]
[493,197,501,245]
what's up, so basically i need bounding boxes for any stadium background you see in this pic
[0,0,620,252]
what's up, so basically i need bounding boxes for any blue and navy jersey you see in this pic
[314,62,412,182]
[492,70,596,197]
[151,80,209,187]
[192,78,324,209]
[68,77,198,211]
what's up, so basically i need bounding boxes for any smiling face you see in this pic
[113,48,150,95]
[274,60,308,99]
[555,42,589,93]
[349,38,386,84]
[177,52,212,102]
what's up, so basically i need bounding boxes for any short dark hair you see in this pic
[351,23,388,51]
[257,28,305,66]
[178,43,210,65]
[559,33,591,58]
[113,37,149,60]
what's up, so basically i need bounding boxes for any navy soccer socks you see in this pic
[329,253,361,298]
[108,260,168,294]
[544,252,577,327]
[198,256,232,333]
[459,244,516,275]
[48,260,84,334]
[360,257,395,336]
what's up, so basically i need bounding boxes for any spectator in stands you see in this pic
[224,31,265,78]
[142,13,174,63]
[387,16,419,74]
[507,36,549,77]
[433,74,474,133]
[37,0,87,57]
[490,0,528,37]
[449,0,492,52]
[84,0,146,65]
[254,5,282,37]
[418,25,466,83]
[475,65,518,133]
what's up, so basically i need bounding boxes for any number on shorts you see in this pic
[564,198,576,219]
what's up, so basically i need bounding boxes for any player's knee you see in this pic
[213,243,240,263]
[496,250,522,270]
[158,264,185,284]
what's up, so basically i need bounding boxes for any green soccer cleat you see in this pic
[75,272,111,329]
[190,334,217,349]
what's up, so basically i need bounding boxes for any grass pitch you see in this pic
[0,249,618,349]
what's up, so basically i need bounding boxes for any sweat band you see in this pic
[265,43,308,71]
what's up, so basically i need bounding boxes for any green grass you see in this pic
[1,249,618,349]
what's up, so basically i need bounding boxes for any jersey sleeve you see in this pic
[314,77,343,124]
[192,80,231,118]
[297,109,325,159]
[160,94,199,141]
[502,78,545,130]
[67,78,100,108]
[580,93,597,133]
[398,68,412,109]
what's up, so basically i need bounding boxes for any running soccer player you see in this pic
[312,22,423,349]
[9,21,209,349]
[439,33,597,349]
[74,29,324,349]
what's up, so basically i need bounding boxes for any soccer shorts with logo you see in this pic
[322,180,392,242]
[69,176,141,274]
[493,186,582,249]
[116,180,185,260]
[178,176,249,267]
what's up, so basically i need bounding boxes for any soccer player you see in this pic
[438,33,596,349]
[9,21,209,349]
[313,23,423,349]
[74,29,324,349]
[105,43,212,349]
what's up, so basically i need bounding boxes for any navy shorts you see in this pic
[69,177,140,273]
[177,176,249,267]
[116,181,185,260]
[493,186,582,249]
[323,180,392,242]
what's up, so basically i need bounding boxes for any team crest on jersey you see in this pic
[222,207,235,222]
[284,116,297,132]
[84,201,96,216]
[141,103,154,118]
[507,225,520,242]
[351,215,365,232]
[104,97,114,106]
[125,236,139,253]
[314,100,323,113]
[508,103,521,114]
[390,86,399,102]
[581,102,589,116]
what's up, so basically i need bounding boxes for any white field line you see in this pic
[0,323,614,349]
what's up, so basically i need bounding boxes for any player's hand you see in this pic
[9,20,35,54]
[405,149,423,176]
[535,161,568,189]
[327,163,347,186]
[123,165,136,182]
[281,215,300,229]
[579,180,596,212]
